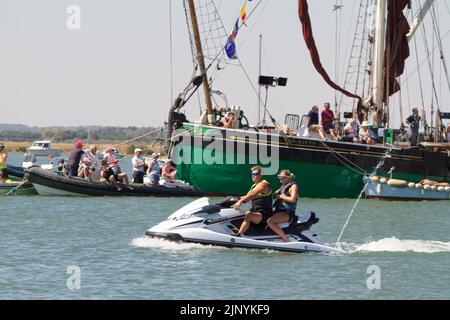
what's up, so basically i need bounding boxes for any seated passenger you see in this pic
[234,166,273,237]
[321,102,339,140]
[306,106,327,140]
[78,145,99,179]
[161,160,177,182]
[100,160,122,191]
[267,170,298,243]
[343,119,361,143]
[103,146,116,164]
[359,121,374,145]
[220,111,237,129]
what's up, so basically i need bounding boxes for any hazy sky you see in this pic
[1,0,449,127]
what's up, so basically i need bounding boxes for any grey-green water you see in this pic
[1,153,449,299]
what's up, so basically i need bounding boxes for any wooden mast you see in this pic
[371,0,387,127]
[187,0,215,124]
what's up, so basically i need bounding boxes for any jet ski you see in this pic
[145,197,342,254]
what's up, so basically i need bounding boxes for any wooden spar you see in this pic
[187,0,214,124]
[407,0,435,41]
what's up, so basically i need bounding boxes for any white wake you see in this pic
[350,237,450,253]
[131,236,217,251]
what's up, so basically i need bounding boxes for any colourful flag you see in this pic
[225,19,239,59]
[240,3,247,22]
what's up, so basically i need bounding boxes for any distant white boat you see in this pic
[26,140,61,157]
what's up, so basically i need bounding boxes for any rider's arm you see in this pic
[235,182,267,207]
[278,184,298,204]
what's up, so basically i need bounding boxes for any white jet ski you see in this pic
[145,197,341,254]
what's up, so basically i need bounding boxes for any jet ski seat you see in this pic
[194,205,221,215]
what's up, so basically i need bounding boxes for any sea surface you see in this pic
[1,152,449,299]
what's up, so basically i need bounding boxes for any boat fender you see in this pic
[379,178,388,184]
[423,185,431,191]
[387,179,408,188]
[408,182,416,188]
[430,186,437,191]
[370,176,380,183]
[5,179,13,184]
[415,183,423,189]
[445,186,450,192]
[437,186,445,192]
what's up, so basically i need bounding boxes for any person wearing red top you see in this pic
[321,102,339,140]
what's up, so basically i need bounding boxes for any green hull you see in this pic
[176,146,439,199]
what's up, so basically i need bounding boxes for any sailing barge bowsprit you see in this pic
[166,0,450,198]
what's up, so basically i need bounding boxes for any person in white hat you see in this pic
[131,148,145,183]
[358,121,374,145]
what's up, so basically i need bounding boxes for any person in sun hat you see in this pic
[0,142,8,182]
[358,121,374,145]
[109,157,133,190]
[146,152,161,186]
[131,148,145,184]
[66,140,85,177]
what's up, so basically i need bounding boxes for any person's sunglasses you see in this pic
[278,175,287,179]
[251,172,260,177]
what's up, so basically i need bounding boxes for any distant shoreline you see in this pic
[1,141,165,155]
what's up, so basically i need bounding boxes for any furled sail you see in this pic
[384,0,410,101]
[298,0,362,101]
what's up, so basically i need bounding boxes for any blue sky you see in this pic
[0,0,449,128]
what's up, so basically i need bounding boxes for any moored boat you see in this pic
[0,179,37,196]
[25,166,203,197]
[26,141,61,157]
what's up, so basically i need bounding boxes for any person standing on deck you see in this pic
[405,108,421,146]
[131,148,145,184]
[321,102,339,140]
[0,143,8,182]
[66,140,85,177]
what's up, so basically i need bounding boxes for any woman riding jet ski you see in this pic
[144,196,341,254]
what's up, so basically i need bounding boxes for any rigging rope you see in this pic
[335,147,392,245]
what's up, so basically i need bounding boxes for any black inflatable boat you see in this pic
[25,166,204,197]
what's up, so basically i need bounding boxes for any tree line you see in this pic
[0,126,163,143]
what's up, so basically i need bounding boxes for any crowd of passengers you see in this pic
[64,141,177,191]
[304,102,374,144]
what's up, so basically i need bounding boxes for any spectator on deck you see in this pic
[132,148,146,184]
[343,119,361,143]
[321,102,339,140]
[306,105,327,140]
[66,140,85,177]
[0,142,8,182]
[405,108,421,146]
[359,121,374,145]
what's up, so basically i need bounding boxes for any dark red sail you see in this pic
[298,0,362,101]
[384,0,410,101]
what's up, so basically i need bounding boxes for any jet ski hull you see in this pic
[145,229,339,253]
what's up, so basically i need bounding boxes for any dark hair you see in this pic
[101,160,108,166]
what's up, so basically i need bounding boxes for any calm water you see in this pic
[1,153,449,299]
